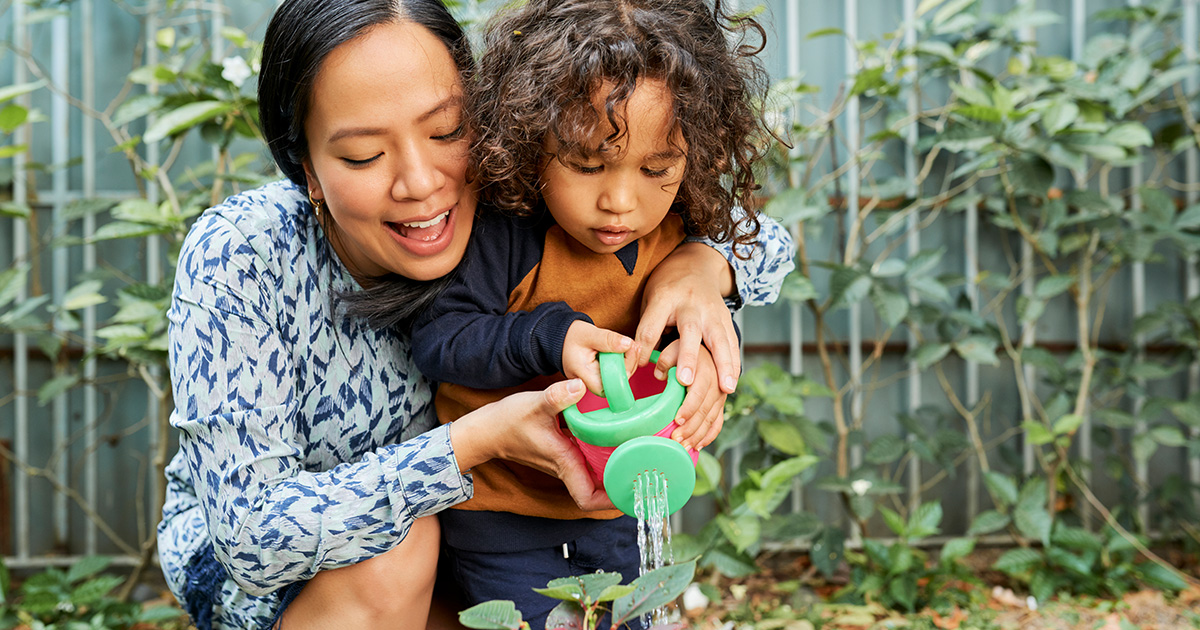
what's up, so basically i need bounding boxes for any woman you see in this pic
[156,0,795,628]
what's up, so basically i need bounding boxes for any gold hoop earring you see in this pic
[308,191,326,219]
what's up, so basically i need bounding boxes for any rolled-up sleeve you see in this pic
[687,211,796,309]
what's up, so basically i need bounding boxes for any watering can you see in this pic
[562,352,699,517]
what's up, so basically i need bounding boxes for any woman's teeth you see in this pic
[392,209,451,241]
[402,210,449,229]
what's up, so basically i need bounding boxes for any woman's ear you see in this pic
[302,159,323,202]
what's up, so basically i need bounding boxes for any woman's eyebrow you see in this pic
[417,94,463,124]
[326,96,463,144]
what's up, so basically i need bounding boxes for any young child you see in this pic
[410,0,775,624]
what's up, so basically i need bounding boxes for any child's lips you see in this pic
[594,227,632,246]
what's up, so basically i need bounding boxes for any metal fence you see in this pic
[1,0,1199,569]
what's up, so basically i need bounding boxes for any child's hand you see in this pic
[659,340,726,451]
[562,321,639,397]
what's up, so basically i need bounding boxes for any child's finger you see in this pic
[696,408,725,450]
[623,343,642,377]
[672,385,722,450]
[653,343,680,381]
[705,323,741,394]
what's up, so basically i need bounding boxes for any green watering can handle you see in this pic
[598,352,635,413]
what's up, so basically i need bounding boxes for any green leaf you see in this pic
[0,104,28,133]
[830,266,872,308]
[596,584,635,603]
[757,420,807,456]
[1042,99,1079,134]
[865,435,906,464]
[693,450,722,496]
[1104,122,1153,148]
[89,220,165,242]
[983,472,1019,508]
[66,556,113,584]
[703,543,759,578]
[1034,275,1075,299]
[889,575,918,611]
[806,27,845,39]
[910,342,952,370]
[1053,413,1084,436]
[111,94,167,127]
[612,561,695,624]
[781,273,818,302]
[0,264,30,311]
[869,285,909,329]
[968,510,1011,536]
[1136,562,1189,592]
[759,456,818,491]
[0,144,29,159]
[1014,503,1052,546]
[1133,432,1158,463]
[144,100,234,143]
[1022,421,1054,445]
[459,601,524,629]
[70,574,124,604]
[993,548,1043,574]
[908,501,942,538]
[810,527,845,578]
[957,105,1004,122]
[940,537,976,565]
[880,506,907,537]
[716,514,761,553]
[62,280,106,311]
[545,600,585,629]
[932,0,975,26]
[954,336,999,366]
[38,373,80,406]
[0,80,46,105]
[850,66,887,97]
[0,201,32,218]
[1150,425,1186,447]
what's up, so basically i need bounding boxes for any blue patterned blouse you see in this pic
[157,179,795,629]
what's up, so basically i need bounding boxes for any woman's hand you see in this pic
[638,242,740,394]
[659,340,726,450]
[449,378,614,512]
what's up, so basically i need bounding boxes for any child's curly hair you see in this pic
[472,0,770,254]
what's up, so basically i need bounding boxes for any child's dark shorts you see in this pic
[442,515,649,630]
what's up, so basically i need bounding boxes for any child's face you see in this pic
[540,79,686,254]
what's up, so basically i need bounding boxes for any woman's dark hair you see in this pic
[472,0,770,256]
[259,0,474,330]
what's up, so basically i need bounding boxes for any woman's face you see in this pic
[302,21,475,282]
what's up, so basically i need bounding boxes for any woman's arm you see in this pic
[169,212,472,596]
[637,212,796,389]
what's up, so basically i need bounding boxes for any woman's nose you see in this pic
[391,141,446,201]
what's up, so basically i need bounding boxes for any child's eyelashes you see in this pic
[642,166,672,178]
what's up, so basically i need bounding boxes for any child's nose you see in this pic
[598,178,636,214]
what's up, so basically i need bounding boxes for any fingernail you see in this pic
[723,375,737,391]
[567,379,583,394]
[682,442,692,451]
[679,368,693,384]
[672,430,682,441]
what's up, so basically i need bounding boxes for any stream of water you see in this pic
[632,470,674,627]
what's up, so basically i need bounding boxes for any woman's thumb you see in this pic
[543,378,587,413]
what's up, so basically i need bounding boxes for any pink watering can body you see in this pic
[561,352,698,517]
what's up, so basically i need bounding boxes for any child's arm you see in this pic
[411,213,630,389]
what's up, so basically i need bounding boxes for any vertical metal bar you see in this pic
[146,0,164,535]
[12,0,32,561]
[903,0,921,512]
[845,0,863,544]
[51,9,71,550]
[786,0,805,515]
[1127,0,1150,532]
[82,0,99,556]
[1184,0,1200,507]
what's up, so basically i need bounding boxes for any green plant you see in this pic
[0,556,187,629]
[457,561,695,630]
[688,0,1200,609]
